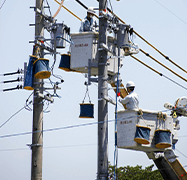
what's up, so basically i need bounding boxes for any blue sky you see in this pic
[0,0,187,179]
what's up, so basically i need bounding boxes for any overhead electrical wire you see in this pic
[0,109,173,139]
[139,49,187,83]
[0,100,32,129]
[53,0,64,18]
[57,0,186,81]
[153,0,187,26]
[130,55,187,91]
[176,148,187,159]
[0,0,6,10]
[0,115,150,139]
[134,30,187,74]
[45,0,52,17]
[94,0,187,74]
[74,0,187,76]
[54,0,82,21]
[54,0,187,78]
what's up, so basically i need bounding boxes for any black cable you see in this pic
[0,69,23,76]
[45,0,52,17]
[75,0,88,10]
[3,85,23,92]
[2,77,22,84]
[108,0,113,14]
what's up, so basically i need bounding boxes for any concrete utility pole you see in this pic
[31,0,44,179]
[98,0,108,179]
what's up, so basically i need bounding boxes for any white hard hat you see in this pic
[87,7,95,15]
[126,81,135,88]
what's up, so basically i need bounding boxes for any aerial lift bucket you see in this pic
[34,58,51,79]
[24,55,38,90]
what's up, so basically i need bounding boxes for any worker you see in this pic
[119,81,139,110]
[79,7,98,32]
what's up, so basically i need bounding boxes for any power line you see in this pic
[0,142,115,152]
[0,109,172,139]
[97,0,187,74]
[153,0,187,26]
[0,115,139,139]
[140,48,187,83]
[0,0,6,10]
[130,55,187,91]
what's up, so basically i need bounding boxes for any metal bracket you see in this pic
[86,59,98,85]
[34,8,54,23]
[29,40,54,53]
[55,36,74,44]
[98,96,116,105]
[36,92,54,103]
[27,144,42,150]
[99,43,114,55]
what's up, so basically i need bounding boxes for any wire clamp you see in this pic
[27,144,43,150]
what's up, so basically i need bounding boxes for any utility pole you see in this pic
[98,0,108,179]
[31,0,44,179]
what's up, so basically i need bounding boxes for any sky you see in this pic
[0,0,187,179]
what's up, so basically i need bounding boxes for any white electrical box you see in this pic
[70,32,123,75]
[117,109,176,152]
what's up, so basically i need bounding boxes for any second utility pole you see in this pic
[31,0,44,179]
[98,0,108,179]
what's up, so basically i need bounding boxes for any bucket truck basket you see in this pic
[117,109,175,152]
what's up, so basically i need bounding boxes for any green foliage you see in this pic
[108,163,163,180]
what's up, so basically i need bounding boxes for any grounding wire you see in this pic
[130,55,187,91]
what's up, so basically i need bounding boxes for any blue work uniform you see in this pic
[79,16,98,32]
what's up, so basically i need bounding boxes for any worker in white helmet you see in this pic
[119,81,139,110]
[79,7,98,32]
